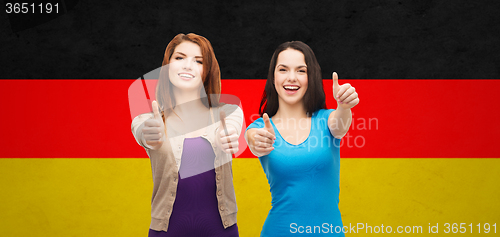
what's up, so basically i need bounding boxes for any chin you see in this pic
[174,84,202,91]
[171,78,202,90]
[285,100,302,106]
[278,94,304,106]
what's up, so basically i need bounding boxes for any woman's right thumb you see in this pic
[263,113,273,130]
[152,100,160,119]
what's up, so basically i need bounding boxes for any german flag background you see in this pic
[1,1,500,236]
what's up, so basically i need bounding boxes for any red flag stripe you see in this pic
[0,79,499,158]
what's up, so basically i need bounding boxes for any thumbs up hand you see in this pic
[142,100,165,150]
[247,113,276,157]
[262,113,275,137]
[333,72,359,110]
[217,110,240,154]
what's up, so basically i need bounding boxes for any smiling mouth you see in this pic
[284,85,300,91]
[178,73,194,79]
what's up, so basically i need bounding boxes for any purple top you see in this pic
[149,137,238,237]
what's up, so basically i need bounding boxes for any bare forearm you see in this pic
[245,129,259,156]
[328,72,359,139]
[329,107,352,139]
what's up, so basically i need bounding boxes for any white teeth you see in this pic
[179,73,194,79]
[284,85,299,90]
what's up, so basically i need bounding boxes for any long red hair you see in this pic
[156,33,221,121]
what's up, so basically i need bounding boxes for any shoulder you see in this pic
[252,117,264,124]
[219,103,243,115]
[132,112,154,124]
[312,109,334,129]
[315,109,335,119]
[134,112,154,119]
[214,103,244,132]
[217,104,243,126]
[246,117,264,131]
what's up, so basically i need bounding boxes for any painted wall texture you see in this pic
[2,0,499,79]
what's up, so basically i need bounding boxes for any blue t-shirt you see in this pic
[246,109,345,236]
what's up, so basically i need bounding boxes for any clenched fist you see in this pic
[142,100,165,150]
[332,72,359,110]
[217,110,239,154]
[246,113,276,157]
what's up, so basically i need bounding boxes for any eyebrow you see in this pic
[173,52,203,59]
[277,64,307,68]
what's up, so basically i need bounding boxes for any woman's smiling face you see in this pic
[168,41,204,91]
[274,48,308,106]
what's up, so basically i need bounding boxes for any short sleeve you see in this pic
[317,109,335,120]
[246,117,265,131]
[315,109,342,143]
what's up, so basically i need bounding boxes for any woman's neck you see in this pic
[172,87,209,118]
[172,86,202,104]
[273,100,308,120]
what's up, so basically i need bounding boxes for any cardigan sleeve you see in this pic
[131,112,155,149]
[219,104,244,136]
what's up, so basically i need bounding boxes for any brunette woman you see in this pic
[246,41,359,236]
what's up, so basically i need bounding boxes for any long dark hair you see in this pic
[259,41,326,117]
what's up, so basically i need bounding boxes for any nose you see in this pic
[287,71,298,81]
[182,58,194,71]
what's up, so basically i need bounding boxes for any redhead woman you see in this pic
[131,33,242,237]
[245,41,359,236]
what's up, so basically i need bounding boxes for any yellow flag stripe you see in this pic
[1,158,499,236]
